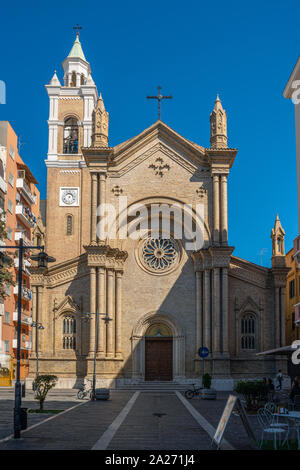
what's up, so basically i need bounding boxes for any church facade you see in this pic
[28,34,289,389]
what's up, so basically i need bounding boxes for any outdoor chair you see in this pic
[264,404,289,430]
[257,408,289,450]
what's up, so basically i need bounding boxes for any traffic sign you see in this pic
[198,347,209,358]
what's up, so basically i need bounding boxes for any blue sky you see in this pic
[0,0,298,266]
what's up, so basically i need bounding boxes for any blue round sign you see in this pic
[198,347,209,358]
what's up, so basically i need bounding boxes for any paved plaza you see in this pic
[0,389,263,450]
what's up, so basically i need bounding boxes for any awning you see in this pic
[256,345,299,356]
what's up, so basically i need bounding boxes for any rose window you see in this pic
[141,238,178,272]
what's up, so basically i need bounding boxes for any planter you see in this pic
[95,388,110,400]
[201,388,217,400]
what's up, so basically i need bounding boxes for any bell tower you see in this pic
[44,32,104,264]
[45,32,98,162]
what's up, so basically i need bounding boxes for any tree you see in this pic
[33,375,58,411]
[0,211,14,301]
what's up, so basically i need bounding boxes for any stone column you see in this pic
[275,287,280,348]
[115,271,123,358]
[280,287,286,347]
[91,173,98,242]
[195,271,202,353]
[213,268,221,354]
[222,268,229,354]
[220,175,228,245]
[89,267,97,355]
[97,267,106,355]
[98,174,106,241]
[203,269,211,350]
[106,269,115,357]
[212,174,220,245]
[31,286,37,355]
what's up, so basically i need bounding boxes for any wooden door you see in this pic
[145,337,173,381]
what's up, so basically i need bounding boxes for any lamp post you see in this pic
[1,240,55,438]
[31,321,44,377]
[84,311,112,400]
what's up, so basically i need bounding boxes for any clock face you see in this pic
[62,190,76,205]
[60,188,79,206]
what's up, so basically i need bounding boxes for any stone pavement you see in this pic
[0,390,261,450]
[0,388,80,440]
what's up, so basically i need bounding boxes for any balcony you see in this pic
[14,257,31,275]
[15,204,37,228]
[14,230,32,247]
[13,311,33,326]
[16,177,36,205]
[13,285,32,301]
[12,339,32,350]
[0,175,7,194]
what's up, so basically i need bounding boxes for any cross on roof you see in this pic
[73,24,82,36]
[147,86,172,120]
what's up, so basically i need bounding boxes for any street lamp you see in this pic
[31,322,44,377]
[84,311,112,401]
[3,239,55,438]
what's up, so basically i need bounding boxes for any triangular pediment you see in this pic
[109,121,210,177]
[54,295,78,315]
[239,296,260,313]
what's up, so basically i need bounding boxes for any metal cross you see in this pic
[73,24,82,36]
[102,313,112,325]
[147,86,172,120]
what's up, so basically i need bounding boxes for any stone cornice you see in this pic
[205,148,237,170]
[229,255,270,288]
[84,242,128,270]
[191,246,234,270]
[29,266,47,287]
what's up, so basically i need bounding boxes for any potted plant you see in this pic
[201,373,217,399]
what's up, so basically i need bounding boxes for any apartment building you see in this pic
[285,248,300,345]
[0,122,40,384]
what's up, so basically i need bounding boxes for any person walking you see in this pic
[276,370,283,390]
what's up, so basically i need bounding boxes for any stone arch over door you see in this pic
[131,311,185,382]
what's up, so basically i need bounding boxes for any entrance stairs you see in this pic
[116,381,189,392]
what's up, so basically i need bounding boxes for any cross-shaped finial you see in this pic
[73,24,82,37]
[147,86,172,120]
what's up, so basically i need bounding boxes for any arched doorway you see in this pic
[145,323,173,381]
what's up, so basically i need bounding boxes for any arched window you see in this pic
[70,71,76,87]
[63,118,78,154]
[241,314,256,350]
[66,215,73,235]
[80,74,85,85]
[62,315,76,350]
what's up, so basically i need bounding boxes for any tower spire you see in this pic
[271,214,286,267]
[91,94,109,147]
[210,94,228,149]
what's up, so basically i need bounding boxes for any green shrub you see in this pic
[202,373,212,389]
[235,380,269,411]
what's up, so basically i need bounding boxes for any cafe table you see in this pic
[273,411,300,449]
